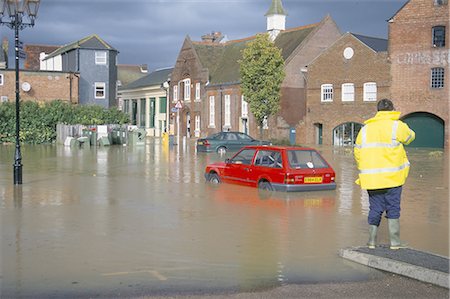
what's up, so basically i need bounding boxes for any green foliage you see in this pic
[239,33,285,129]
[0,100,129,144]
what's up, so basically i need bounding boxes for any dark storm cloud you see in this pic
[2,0,406,71]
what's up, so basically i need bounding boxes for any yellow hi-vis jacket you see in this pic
[354,111,415,190]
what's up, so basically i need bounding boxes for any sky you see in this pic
[2,0,407,72]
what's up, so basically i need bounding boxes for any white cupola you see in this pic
[265,0,287,41]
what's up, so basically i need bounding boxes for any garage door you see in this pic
[402,112,444,148]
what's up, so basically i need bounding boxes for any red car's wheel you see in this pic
[208,173,221,185]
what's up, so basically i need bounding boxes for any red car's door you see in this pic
[249,149,285,187]
[223,148,257,186]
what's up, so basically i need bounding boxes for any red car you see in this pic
[204,145,336,192]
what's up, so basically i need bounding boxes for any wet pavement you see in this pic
[0,139,448,298]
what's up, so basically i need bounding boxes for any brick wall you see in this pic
[24,44,60,71]
[389,0,449,146]
[0,70,79,104]
[304,34,390,145]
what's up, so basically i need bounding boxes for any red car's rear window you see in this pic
[287,150,328,169]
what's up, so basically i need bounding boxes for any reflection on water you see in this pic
[1,142,448,297]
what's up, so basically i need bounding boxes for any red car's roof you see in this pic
[241,145,317,151]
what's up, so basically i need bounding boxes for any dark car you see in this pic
[204,145,336,192]
[196,131,271,154]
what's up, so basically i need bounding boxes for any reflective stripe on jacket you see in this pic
[354,111,415,190]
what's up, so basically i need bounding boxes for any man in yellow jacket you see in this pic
[354,99,415,249]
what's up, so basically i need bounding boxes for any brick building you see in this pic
[389,0,449,148]
[0,69,79,104]
[24,44,60,70]
[169,0,341,141]
[304,33,390,145]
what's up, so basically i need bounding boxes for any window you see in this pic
[94,82,106,99]
[341,83,355,102]
[159,97,167,113]
[95,51,107,65]
[431,67,445,88]
[321,84,333,102]
[195,115,200,132]
[195,82,200,101]
[434,0,448,6]
[363,82,377,102]
[224,94,231,127]
[333,122,363,146]
[184,79,191,101]
[0,74,3,85]
[287,150,328,169]
[230,149,256,165]
[123,99,129,113]
[1,96,8,103]
[432,26,446,47]
[173,85,178,101]
[241,95,248,118]
[209,96,215,127]
[254,150,283,168]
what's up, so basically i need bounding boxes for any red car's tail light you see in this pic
[284,174,295,184]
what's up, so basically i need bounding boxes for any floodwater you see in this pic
[1,140,448,298]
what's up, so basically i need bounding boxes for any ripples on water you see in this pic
[0,142,448,297]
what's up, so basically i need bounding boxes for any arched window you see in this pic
[333,122,363,146]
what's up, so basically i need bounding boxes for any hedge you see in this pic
[0,100,129,144]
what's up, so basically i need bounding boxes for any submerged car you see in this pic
[196,131,271,154]
[204,145,336,192]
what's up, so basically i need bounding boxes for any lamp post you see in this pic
[161,80,170,133]
[0,0,40,185]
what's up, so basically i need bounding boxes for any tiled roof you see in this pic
[352,33,388,52]
[44,34,116,60]
[192,23,319,85]
[117,64,148,87]
[120,67,173,91]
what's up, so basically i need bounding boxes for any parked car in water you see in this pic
[196,131,271,154]
[204,145,336,192]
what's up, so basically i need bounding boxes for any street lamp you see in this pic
[0,0,41,185]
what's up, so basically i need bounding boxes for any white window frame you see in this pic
[184,78,191,101]
[195,82,201,101]
[209,96,215,127]
[0,74,3,86]
[363,82,377,102]
[95,51,107,65]
[195,115,200,132]
[1,96,8,103]
[173,85,178,102]
[224,94,231,127]
[241,95,248,118]
[321,84,333,102]
[341,83,355,102]
[94,82,106,99]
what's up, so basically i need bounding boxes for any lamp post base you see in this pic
[13,163,22,185]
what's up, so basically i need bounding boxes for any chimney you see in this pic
[201,31,224,43]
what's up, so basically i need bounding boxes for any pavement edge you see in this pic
[339,247,449,289]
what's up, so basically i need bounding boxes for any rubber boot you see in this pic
[367,225,378,249]
[388,218,407,250]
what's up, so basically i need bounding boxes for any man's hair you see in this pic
[377,99,394,111]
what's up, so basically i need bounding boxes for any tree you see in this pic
[239,33,285,139]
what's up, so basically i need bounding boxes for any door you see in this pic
[315,123,323,145]
[402,112,444,148]
[223,148,256,186]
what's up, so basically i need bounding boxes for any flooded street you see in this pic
[1,140,448,298]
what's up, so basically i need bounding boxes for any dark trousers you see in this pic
[367,186,403,226]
